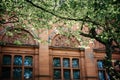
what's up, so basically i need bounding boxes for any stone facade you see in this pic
[0,27,120,80]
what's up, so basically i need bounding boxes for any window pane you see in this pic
[3,55,11,65]
[24,68,33,79]
[24,56,33,66]
[63,58,70,67]
[72,59,79,68]
[64,69,70,79]
[98,71,105,80]
[53,58,61,67]
[107,73,110,80]
[97,60,104,69]
[14,55,22,65]
[54,69,61,79]
[73,70,80,79]
[13,67,22,79]
[2,67,11,79]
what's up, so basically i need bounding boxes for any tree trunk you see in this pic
[104,43,120,80]
[104,43,113,79]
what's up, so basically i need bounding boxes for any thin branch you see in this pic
[113,39,120,50]
[0,14,19,24]
[53,0,57,11]
[80,28,106,45]
[2,20,19,24]
[26,0,102,26]
[26,0,106,45]
[8,15,16,20]
[80,32,93,38]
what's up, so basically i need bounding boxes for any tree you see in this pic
[0,0,120,79]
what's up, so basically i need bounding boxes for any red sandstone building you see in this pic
[0,27,120,80]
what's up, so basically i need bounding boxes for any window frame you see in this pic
[97,59,120,80]
[52,56,81,80]
[97,60,108,80]
[0,54,34,80]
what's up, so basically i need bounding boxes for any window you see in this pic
[97,60,120,80]
[97,60,110,80]
[53,57,80,80]
[1,55,33,80]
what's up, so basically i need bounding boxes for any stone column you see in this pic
[39,30,50,80]
[84,41,98,80]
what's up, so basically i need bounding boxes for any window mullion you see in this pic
[11,55,14,80]
[105,70,108,80]
[70,58,73,80]
[32,55,34,79]
[61,57,63,80]
[22,55,24,80]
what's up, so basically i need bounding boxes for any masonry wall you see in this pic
[0,27,120,80]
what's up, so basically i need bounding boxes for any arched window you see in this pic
[50,34,84,80]
[2,28,37,45]
[0,28,39,80]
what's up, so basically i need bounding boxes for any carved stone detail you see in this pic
[52,35,80,48]
[2,29,35,45]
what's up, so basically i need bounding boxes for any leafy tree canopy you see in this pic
[0,0,120,47]
[0,0,120,79]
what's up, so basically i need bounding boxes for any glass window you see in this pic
[24,56,33,66]
[97,60,111,80]
[53,57,80,80]
[2,67,11,79]
[98,71,105,80]
[1,55,33,80]
[2,55,11,65]
[14,55,22,65]
[73,70,80,79]
[54,69,61,79]
[64,69,70,79]
[53,58,61,67]
[13,67,22,79]
[24,68,33,79]
[72,58,79,68]
[63,58,70,67]
[97,60,104,69]
[97,60,106,80]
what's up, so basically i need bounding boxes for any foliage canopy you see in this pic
[0,0,120,79]
[0,0,120,47]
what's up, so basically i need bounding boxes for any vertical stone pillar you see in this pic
[84,47,97,80]
[34,48,39,80]
[39,30,50,80]
[80,50,86,80]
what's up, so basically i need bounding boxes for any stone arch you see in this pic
[1,28,38,46]
[51,34,80,48]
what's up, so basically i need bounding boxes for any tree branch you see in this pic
[26,0,102,26]
[0,14,19,24]
[26,0,106,45]
[113,39,120,50]
[1,20,19,24]
[80,28,106,45]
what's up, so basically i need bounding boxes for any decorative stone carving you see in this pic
[52,35,80,48]
[2,29,36,45]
